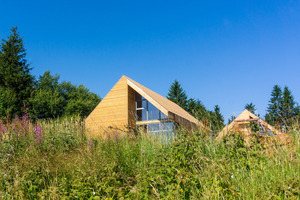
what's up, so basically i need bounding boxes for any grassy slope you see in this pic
[0,117,299,199]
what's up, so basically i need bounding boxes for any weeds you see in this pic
[0,117,299,199]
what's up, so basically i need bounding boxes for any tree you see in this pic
[0,26,34,115]
[281,86,300,125]
[265,85,282,126]
[29,71,64,119]
[30,71,101,119]
[167,80,188,110]
[245,102,259,116]
[187,98,204,114]
[0,86,18,119]
[211,105,224,131]
[227,115,236,125]
[61,82,101,117]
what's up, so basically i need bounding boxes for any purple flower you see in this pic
[34,125,43,146]
[88,139,93,148]
[141,149,145,154]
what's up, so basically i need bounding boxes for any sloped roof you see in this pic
[124,75,201,126]
[218,109,282,138]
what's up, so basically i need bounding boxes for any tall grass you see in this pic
[0,116,299,199]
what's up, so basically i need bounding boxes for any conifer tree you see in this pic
[245,102,256,114]
[228,115,236,125]
[281,86,300,124]
[212,105,224,131]
[167,80,188,110]
[265,85,282,126]
[0,26,34,115]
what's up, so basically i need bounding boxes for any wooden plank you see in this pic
[86,76,129,136]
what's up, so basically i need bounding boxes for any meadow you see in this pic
[0,115,299,199]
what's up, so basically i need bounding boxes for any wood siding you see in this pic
[85,76,129,136]
[128,85,136,129]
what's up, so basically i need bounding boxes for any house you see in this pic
[85,75,202,137]
[217,109,282,139]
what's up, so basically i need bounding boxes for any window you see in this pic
[135,92,169,121]
[147,122,174,136]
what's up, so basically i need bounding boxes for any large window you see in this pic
[147,122,174,136]
[135,92,168,121]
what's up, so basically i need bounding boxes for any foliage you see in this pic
[29,71,64,119]
[266,85,300,129]
[1,116,299,199]
[0,26,34,116]
[281,86,300,126]
[29,71,101,119]
[0,27,100,120]
[265,85,283,126]
[61,81,101,117]
[167,80,188,109]
[211,105,225,131]
[245,102,258,115]
[227,115,236,125]
[0,86,18,119]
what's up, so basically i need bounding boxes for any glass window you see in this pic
[148,123,160,132]
[147,122,174,136]
[160,111,168,120]
[135,92,169,122]
[148,103,160,120]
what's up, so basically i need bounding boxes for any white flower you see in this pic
[93,192,96,195]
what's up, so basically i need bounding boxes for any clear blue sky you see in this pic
[1,0,299,121]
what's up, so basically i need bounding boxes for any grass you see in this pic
[0,116,299,199]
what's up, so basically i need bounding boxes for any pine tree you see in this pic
[281,86,300,125]
[167,80,188,110]
[245,102,255,114]
[245,102,259,116]
[265,85,282,126]
[0,26,34,115]
[187,98,204,114]
[228,115,236,125]
[212,105,224,131]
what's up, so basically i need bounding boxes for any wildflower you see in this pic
[141,149,145,154]
[14,115,19,121]
[88,139,93,148]
[93,192,96,195]
[34,125,43,146]
[113,132,119,143]
[0,126,5,135]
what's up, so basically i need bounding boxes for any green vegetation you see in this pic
[1,26,300,199]
[266,85,300,127]
[0,116,299,199]
[245,102,257,115]
[0,27,101,120]
[167,80,225,132]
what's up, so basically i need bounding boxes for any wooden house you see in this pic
[85,75,202,137]
[217,109,282,139]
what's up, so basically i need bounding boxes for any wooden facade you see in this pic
[85,75,201,137]
[217,109,282,139]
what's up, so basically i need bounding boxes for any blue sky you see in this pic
[1,0,300,121]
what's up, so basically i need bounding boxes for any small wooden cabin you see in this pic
[85,75,201,137]
[217,109,282,139]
